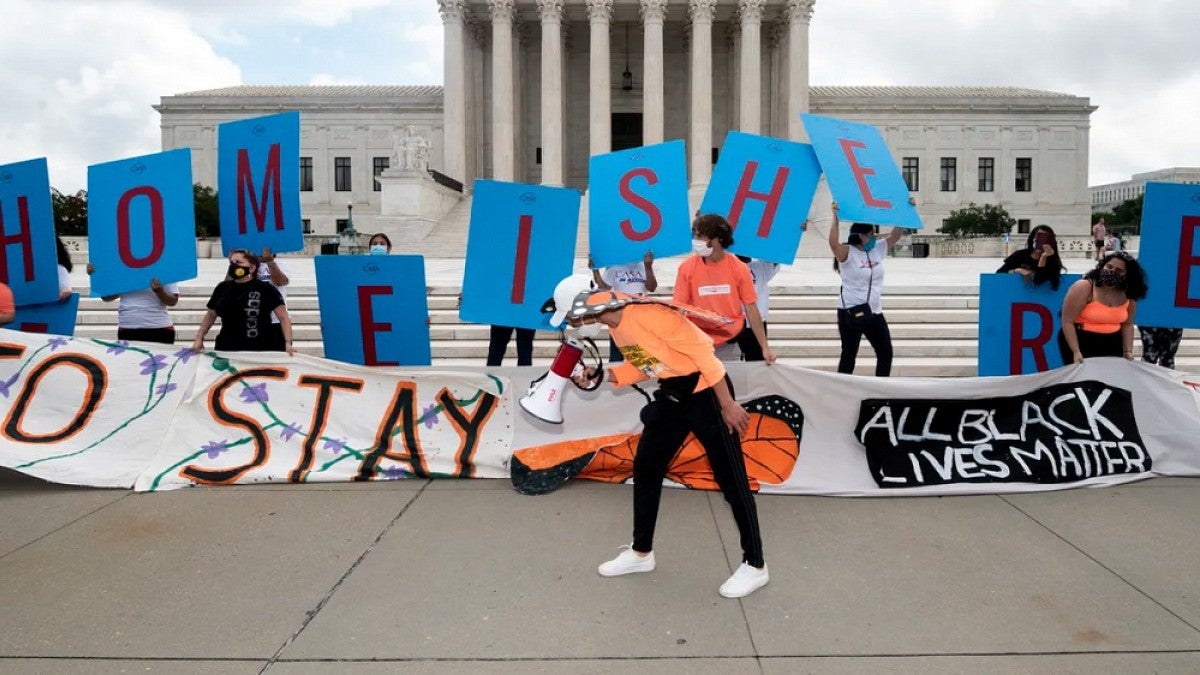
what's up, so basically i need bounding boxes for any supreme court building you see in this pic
[157,0,1097,240]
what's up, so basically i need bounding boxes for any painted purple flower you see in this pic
[418,403,440,429]
[139,354,168,375]
[322,437,348,454]
[48,337,68,351]
[105,340,130,355]
[239,382,269,404]
[0,374,16,399]
[155,382,178,396]
[173,347,197,364]
[201,439,229,460]
[378,466,407,480]
[279,422,302,442]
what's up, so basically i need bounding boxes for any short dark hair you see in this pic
[692,213,734,249]
[1085,251,1148,301]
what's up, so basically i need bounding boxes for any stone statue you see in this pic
[391,125,429,172]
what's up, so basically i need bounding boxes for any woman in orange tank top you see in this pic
[1058,252,1148,364]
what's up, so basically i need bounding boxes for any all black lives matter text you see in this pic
[855,381,1151,488]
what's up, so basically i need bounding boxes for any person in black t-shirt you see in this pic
[996,225,1064,290]
[192,249,295,355]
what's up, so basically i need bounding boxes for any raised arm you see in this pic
[642,251,658,293]
[827,202,850,263]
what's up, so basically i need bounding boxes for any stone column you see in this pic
[738,0,765,134]
[538,0,565,185]
[587,0,614,158]
[438,0,468,183]
[726,22,741,132]
[490,0,516,181]
[640,0,668,146]
[785,0,815,141]
[688,0,717,189]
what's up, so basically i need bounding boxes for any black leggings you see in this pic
[117,327,175,345]
[1057,325,1122,362]
[486,325,535,366]
[735,322,768,361]
[1139,326,1183,369]
[836,309,893,376]
[632,374,764,568]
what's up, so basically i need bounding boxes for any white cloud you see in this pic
[0,0,240,191]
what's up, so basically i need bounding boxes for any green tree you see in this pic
[193,183,220,238]
[937,203,1016,238]
[51,188,89,236]
[1111,193,1143,233]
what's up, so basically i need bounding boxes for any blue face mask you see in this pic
[861,236,877,252]
[369,244,388,255]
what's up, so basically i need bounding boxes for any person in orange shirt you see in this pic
[547,274,770,599]
[0,283,15,324]
[673,214,775,363]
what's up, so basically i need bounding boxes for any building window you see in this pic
[301,218,312,234]
[1017,219,1031,234]
[535,147,542,165]
[1015,157,1032,192]
[902,157,919,191]
[300,157,313,192]
[372,157,389,192]
[711,147,720,164]
[978,157,994,192]
[940,157,957,192]
[336,218,350,233]
[335,157,352,192]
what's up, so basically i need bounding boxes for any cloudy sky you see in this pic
[1,0,1196,192]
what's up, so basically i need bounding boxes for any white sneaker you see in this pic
[719,562,769,598]
[597,545,655,577]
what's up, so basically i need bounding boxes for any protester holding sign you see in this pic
[996,225,1064,290]
[1058,252,1148,364]
[193,249,294,355]
[256,246,290,351]
[673,214,775,363]
[829,201,911,376]
[55,237,75,302]
[548,276,769,599]
[590,251,658,362]
[86,263,180,344]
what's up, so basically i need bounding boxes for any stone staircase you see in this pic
[70,284,1200,377]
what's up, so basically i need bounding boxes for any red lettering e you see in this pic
[116,186,166,269]
[837,139,892,209]
[357,285,397,367]
[1174,216,1200,309]
[236,144,284,235]
[1009,302,1053,374]
[618,168,663,242]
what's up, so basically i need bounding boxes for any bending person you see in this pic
[549,274,769,599]
[1058,252,1148,364]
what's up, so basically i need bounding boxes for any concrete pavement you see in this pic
[2,468,1198,673]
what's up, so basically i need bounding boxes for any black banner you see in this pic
[856,381,1150,488]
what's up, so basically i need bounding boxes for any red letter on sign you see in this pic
[838,139,892,209]
[17,323,49,334]
[0,196,36,284]
[727,161,790,238]
[236,144,283,234]
[618,168,663,242]
[1174,216,1200,309]
[511,214,533,305]
[1010,302,1053,375]
[116,186,166,269]
[357,285,397,367]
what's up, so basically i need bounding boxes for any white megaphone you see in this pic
[519,339,587,424]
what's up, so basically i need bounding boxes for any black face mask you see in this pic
[1097,269,1126,288]
[228,263,252,280]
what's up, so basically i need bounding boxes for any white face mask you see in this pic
[692,238,714,257]
[573,321,605,339]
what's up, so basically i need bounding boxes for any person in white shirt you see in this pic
[589,251,657,362]
[734,255,781,362]
[56,237,75,302]
[257,246,290,351]
[828,201,911,376]
[86,263,180,344]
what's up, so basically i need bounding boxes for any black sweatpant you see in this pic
[486,325,535,366]
[1058,325,1122,362]
[632,374,765,568]
[836,309,893,376]
[117,327,176,345]
[735,322,768,361]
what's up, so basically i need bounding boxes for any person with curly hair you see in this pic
[1058,252,1148,364]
